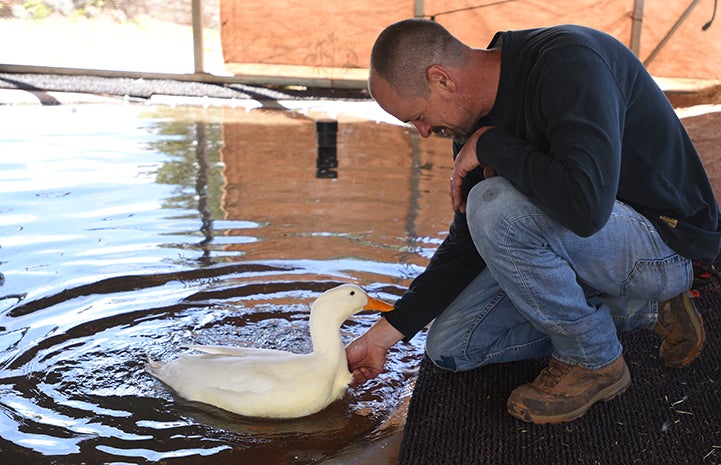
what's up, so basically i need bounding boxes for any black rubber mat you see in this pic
[399,270,721,465]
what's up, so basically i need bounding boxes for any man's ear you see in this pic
[426,64,456,93]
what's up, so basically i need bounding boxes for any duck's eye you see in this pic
[350,291,356,296]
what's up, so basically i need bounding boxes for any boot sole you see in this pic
[508,362,631,424]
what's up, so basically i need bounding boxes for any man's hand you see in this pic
[345,317,405,384]
[450,126,496,213]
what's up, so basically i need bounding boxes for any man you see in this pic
[346,19,721,424]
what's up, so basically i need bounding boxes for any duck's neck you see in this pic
[309,312,345,358]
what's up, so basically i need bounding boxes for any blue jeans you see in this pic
[426,177,693,371]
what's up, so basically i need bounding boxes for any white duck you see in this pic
[147,284,394,419]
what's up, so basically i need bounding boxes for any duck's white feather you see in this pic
[147,284,392,419]
[181,344,282,358]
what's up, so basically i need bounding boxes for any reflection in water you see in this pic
[193,122,214,264]
[316,120,339,179]
[0,104,453,464]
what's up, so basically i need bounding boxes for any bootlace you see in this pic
[536,359,572,389]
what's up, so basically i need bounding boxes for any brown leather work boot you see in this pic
[507,355,630,424]
[654,292,706,368]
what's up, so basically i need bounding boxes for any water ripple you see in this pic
[0,265,424,464]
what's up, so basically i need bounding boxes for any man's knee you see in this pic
[466,177,538,251]
[426,323,494,372]
[466,177,525,212]
[425,327,460,371]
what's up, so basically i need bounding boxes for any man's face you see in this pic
[369,73,474,140]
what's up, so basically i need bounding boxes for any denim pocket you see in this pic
[620,255,692,301]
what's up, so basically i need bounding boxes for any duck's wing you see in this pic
[147,352,334,418]
[181,344,286,357]
[148,354,278,396]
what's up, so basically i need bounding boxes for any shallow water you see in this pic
[0,103,453,464]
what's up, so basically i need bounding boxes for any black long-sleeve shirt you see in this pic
[385,25,721,340]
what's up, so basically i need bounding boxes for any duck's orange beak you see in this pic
[363,295,395,312]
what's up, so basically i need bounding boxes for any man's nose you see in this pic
[411,121,433,138]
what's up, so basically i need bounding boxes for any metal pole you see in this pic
[192,0,205,74]
[0,63,369,89]
[644,0,701,66]
[414,0,424,18]
[630,0,644,56]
